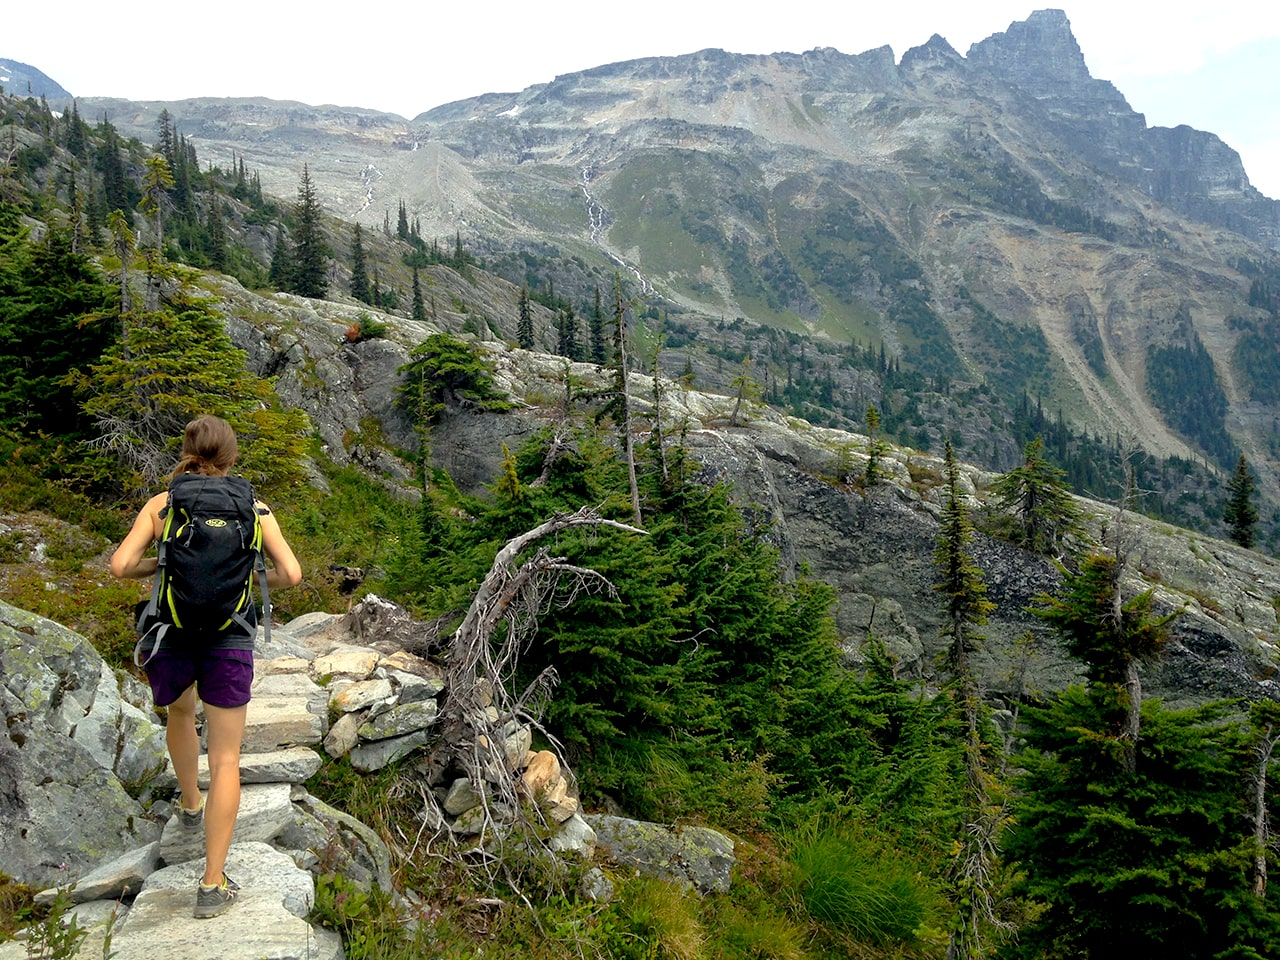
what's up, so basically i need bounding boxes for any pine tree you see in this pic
[290,164,329,299]
[205,191,227,272]
[155,109,176,168]
[989,436,1082,554]
[589,286,607,364]
[1224,454,1259,548]
[556,306,579,359]
[1006,561,1280,957]
[517,286,533,349]
[396,200,409,241]
[411,266,426,321]
[933,440,1003,958]
[349,223,371,304]
[268,226,293,290]
[864,403,885,485]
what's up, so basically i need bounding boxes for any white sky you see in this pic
[7,3,1280,197]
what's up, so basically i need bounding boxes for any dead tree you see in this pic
[426,506,644,857]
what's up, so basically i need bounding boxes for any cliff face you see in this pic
[212,274,1280,711]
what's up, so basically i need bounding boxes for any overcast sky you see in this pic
[8,3,1280,197]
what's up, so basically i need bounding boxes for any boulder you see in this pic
[0,602,162,888]
[585,815,735,896]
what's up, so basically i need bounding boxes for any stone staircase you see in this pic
[2,598,736,960]
[3,613,373,960]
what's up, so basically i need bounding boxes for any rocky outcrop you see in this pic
[0,602,165,889]
[4,595,735,955]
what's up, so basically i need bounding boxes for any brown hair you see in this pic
[171,415,238,478]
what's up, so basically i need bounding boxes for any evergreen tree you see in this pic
[589,286,607,364]
[556,305,579,359]
[95,120,131,222]
[1224,454,1259,548]
[1007,561,1280,957]
[411,266,426,321]
[205,191,227,273]
[64,101,87,159]
[989,435,1082,554]
[932,440,1003,958]
[517,285,533,349]
[76,289,309,493]
[155,109,175,168]
[290,164,328,299]
[268,226,293,291]
[1033,551,1171,772]
[864,402,885,485]
[0,210,114,440]
[396,200,409,241]
[349,222,371,304]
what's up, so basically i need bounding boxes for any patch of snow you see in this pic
[499,105,521,117]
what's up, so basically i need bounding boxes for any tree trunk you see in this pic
[1253,724,1275,897]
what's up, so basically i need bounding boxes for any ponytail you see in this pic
[171,415,239,478]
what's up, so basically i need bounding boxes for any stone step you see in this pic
[154,747,322,790]
[104,843,341,960]
[159,783,295,866]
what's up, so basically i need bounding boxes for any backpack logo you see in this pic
[205,518,228,527]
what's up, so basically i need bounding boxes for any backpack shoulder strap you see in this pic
[250,493,272,648]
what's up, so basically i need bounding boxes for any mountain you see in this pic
[0,57,70,101]
[53,10,1280,532]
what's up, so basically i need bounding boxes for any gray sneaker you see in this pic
[178,796,205,830]
[194,874,240,919]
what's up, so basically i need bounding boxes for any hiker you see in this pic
[109,415,302,918]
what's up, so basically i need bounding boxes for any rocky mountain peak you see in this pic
[966,8,1128,109]
[900,33,964,72]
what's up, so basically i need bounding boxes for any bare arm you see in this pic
[109,493,167,580]
[257,503,302,589]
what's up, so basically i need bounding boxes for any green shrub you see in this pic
[788,821,938,947]
[614,877,705,960]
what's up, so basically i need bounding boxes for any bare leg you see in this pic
[165,685,203,813]
[201,702,247,887]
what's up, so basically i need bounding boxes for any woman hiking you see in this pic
[110,415,302,918]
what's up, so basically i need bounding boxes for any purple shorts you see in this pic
[145,648,255,708]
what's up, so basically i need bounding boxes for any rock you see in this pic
[330,677,394,713]
[521,750,560,796]
[379,649,444,682]
[255,655,311,677]
[357,699,438,740]
[242,695,326,752]
[0,602,162,888]
[35,841,160,905]
[323,711,362,758]
[579,866,615,903]
[107,843,338,960]
[159,783,294,865]
[275,611,346,643]
[585,815,735,896]
[548,813,595,858]
[311,645,379,680]
[387,668,444,703]
[153,747,323,789]
[546,796,580,823]
[291,792,394,892]
[349,727,431,772]
[501,724,533,770]
[443,777,483,815]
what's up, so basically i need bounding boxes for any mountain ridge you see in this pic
[14,9,1280,518]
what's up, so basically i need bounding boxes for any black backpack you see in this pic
[134,474,272,665]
